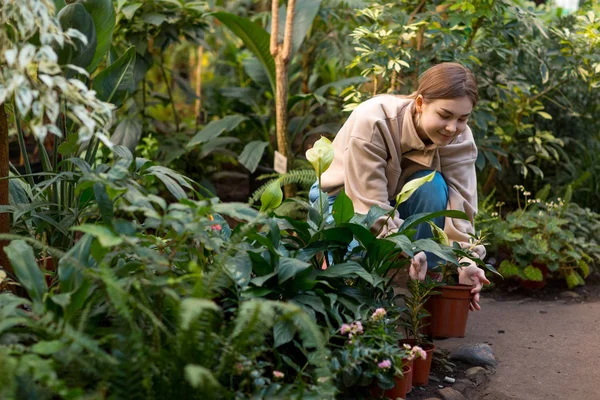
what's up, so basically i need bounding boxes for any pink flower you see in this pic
[407,345,427,361]
[211,224,222,231]
[340,324,352,335]
[370,308,386,321]
[354,321,363,334]
[273,370,284,379]
[377,359,392,370]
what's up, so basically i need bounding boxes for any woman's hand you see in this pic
[408,251,428,281]
[458,262,491,311]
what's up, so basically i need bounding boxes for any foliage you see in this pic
[328,308,408,394]
[401,277,438,345]
[0,157,336,398]
[481,185,599,289]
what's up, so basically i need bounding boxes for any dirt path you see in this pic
[436,297,600,400]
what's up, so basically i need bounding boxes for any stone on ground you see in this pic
[438,387,467,400]
[450,343,497,367]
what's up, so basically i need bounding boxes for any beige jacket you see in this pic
[321,95,484,257]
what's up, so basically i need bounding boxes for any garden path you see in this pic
[437,297,600,400]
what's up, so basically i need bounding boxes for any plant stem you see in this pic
[0,103,12,279]
[14,104,34,187]
[159,56,180,132]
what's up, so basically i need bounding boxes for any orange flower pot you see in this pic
[412,343,436,385]
[424,284,473,338]
[383,364,411,399]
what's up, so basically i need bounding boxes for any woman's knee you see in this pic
[408,171,448,211]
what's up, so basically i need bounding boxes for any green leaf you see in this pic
[53,0,67,13]
[238,140,269,173]
[111,117,142,151]
[565,271,583,289]
[121,3,142,19]
[72,224,123,247]
[93,183,113,224]
[578,259,590,278]
[4,241,47,306]
[396,171,435,204]
[142,12,167,26]
[77,0,116,72]
[332,190,354,225]
[278,257,311,284]
[523,265,543,281]
[498,260,521,278]
[180,298,220,330]
[187,115,248,149]
[398,210,468,234]
[31,340,66,355]
[260,180,283,212]
[184,365,221,390]
[57,3,97,68]
[316,262,374,284]
[537,111,552,120]
[274,319,296,347]
[213,12,276,94]
[92,45,136,106]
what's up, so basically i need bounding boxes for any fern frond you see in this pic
[248,169,316,205]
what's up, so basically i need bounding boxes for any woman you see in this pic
[310,63,489,311]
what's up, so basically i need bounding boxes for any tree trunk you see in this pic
[0,103,12,278]
[271,0,296,198]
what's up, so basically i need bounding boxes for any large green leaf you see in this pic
[92,46,136,106]
[278,257,311,284]
[238,140,269,173]
[57,3,97,68]
[213,12,276,94]
[4,241,47,306]
[332,190,354,225]
[53,0,67,12]
[187,115,248,149]
[77,0,116,72]
[110,117,142,151]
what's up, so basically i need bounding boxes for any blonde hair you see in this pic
[408,63,479,106]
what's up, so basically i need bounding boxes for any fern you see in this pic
[248,169,317,205]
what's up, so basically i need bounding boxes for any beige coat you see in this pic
[321,95,485,257]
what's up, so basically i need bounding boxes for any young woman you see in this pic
[310,63,489,311]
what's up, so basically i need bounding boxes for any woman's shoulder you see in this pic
[352,95,413,120]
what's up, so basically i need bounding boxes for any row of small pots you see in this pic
[376,284,474,398]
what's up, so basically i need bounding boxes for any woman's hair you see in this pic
[409,62,479,106]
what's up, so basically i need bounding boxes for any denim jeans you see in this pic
[309,170,449,269]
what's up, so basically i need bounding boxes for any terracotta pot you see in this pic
[425,284,473,338]
[383,364,411,399]
[412,343,436,385]
[400,358,414,394]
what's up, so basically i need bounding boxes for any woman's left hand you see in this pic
[458,262,490,311]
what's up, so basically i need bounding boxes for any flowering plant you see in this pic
[329,307,411,393]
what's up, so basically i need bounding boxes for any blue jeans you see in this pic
[309,170,449,269]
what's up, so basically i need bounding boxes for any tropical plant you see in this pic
[0,150,336,398]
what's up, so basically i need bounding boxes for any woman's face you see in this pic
[416,95,473,146]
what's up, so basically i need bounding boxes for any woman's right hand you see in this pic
[408,251,428,281]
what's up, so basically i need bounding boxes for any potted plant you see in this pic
[401,277,438,385]
[329,307,412,399]
[486,186,595,290]
[423,233,498,338]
